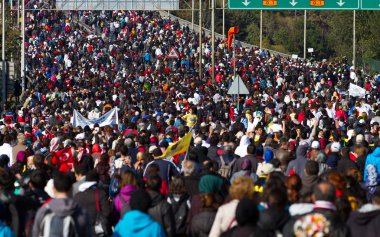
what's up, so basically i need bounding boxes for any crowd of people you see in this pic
[0,7,380,237]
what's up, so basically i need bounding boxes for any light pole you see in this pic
[353,10,356,68]
[191,0,194,31]
[260,10,263,49]
[222,0,225,38]
[198,0,202,80]
[21,0,25,91]
[303,10,307,59]
[2,0,6,106]
[211,0,215,83]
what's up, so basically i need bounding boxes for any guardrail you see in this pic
[158,10,294,58]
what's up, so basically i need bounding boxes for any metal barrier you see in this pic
[158,11,293,58]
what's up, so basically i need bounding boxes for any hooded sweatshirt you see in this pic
[113,185,137,214]
[0,222,14,237]
[364,148,380,185]
[235,135,251,158]
[347,204,380,237]
[114,210,165,237]
[286,144,309,179]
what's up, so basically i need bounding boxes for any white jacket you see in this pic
[209,199,239,237]
[0,143,13,167]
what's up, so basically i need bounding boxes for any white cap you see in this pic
[259,163,274,176]
[194,137,202,145]
[149,145,158,153]
[356,134,364,144]
[75,133,85,140]
[311,141,320,149]
[330,142,341,153]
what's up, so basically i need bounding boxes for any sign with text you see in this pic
[361,1,380,10]
[229,0,360,10]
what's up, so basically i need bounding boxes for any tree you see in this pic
[0,6,21,63]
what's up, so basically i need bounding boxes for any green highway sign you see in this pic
[361,1,380,10]
[229,0,360,10]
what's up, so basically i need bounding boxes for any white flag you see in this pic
[348,83,366,97]
[72,108,118,128]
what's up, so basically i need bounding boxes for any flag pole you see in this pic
[184,128,193,161]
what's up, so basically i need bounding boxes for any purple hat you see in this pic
[241,159,252,171]
[16,151,27,163]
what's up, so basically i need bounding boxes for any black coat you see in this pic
[337,157,358,174]
[74,186,112,227]
[221,225,269,237]
[300,175,320,198]
[192,145,209,163]
[347,208,380,237]
[258,208,290,236]
[184,175,200,197]
[148,190,176,237]
[190,209,216,237]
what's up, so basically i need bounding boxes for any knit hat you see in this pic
[16,151,27,163]
[264,149,274,163]
[130,189,152,213]
[241,159,252,171]
[92,144,101,154]
[199,175,223,193]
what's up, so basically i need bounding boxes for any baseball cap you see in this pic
[356,134,364,144]
[311,141,320,149]
[330,142,341,153]
[148,145,158,153]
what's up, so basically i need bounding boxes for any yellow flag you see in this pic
[159,131,193,159]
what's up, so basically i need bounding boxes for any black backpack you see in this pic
[167,194,189,235]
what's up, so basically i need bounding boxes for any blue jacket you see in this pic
[364,148,380,185]
[0,222,15,237]
[113,210,166,237]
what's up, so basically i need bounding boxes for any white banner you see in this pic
[72,108,118,128]
[348,83,366,97]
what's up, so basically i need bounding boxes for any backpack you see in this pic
[218,156,236,179]
[40,206,79,237]
[167,195,189,235]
